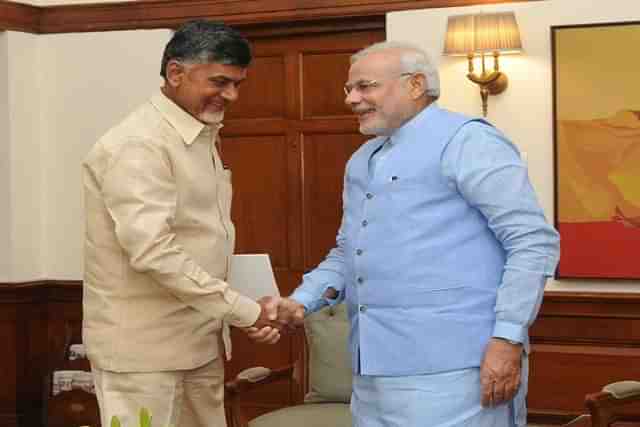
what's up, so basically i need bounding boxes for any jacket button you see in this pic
[359,305,367,313]
[361,220,368,227]
[356,249,363,256]
[357,277,364,284]
[366,193,373,199]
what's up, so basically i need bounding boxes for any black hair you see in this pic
[160,20,252,78]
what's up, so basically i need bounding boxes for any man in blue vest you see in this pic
[288,41,560,426]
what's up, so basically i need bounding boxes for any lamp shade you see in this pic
[443,11,522,55]
[443,14,475,56]
[475,12,522,53]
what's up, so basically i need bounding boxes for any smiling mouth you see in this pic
[355,109,376,120]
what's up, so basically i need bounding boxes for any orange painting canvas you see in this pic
[553,22,640,279]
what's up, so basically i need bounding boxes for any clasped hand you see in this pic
[243,296,305,344]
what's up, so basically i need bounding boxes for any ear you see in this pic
[165,60,185,88]
[409,73,427,100]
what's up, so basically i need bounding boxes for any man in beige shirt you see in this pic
[83,20,301,427]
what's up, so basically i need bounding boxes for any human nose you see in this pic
[344,87,362,107]
[221,82,239,102]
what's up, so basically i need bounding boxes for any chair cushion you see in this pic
[249,403,351,427]
[304,304,352,403]
[602,380,640,399]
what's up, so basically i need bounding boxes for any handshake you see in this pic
[245,296,305,344]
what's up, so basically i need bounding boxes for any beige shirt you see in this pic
[82,91,261,372]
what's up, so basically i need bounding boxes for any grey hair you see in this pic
[350,41,440,100]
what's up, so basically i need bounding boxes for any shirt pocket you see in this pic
[388,175,429,206]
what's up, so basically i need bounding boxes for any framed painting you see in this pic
[552,21,640,279]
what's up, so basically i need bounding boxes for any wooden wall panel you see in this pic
[302,52,353,118]
[0,414,18,427]
[226,56,286,120]
[21,0,533,34]
[0,286,639,426]
[223,135,290,269]
[0,302,18,426]
[532,316,640,345]
[302,132,366,269]
[528,292,640,421]
[1,0,535,34]
[17,302,49,427]
[529,344,640,416]
[0,281,83,427]
[0,1,40,33]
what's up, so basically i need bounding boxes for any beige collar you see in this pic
[150,91,223,145]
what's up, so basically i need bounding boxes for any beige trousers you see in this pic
[92,358,226,427]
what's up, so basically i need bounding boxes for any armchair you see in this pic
[565,381,640,427]
[225,304,352,427]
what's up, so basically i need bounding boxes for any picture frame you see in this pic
[552,21,640,279]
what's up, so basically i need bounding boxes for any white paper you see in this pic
[227,254,280,300]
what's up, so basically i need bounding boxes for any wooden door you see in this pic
[220,22,384,419]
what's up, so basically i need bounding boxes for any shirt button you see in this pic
[361,220,368,227]
[356,249,363,256]
[366,193,373,199]
[359,305,367,313]
[357,277,364,284]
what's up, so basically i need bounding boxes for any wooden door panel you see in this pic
[302,132,367,269]
[222,135,289,269]
[223,118,288,136]
[252,30,384,53]
[274,268,303,297]
[226,55,286,120]
[300,116,360,133]
[302,51,353,118]
[222,25,384,419]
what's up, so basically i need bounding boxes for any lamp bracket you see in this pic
[466,71,508,95]
[466,72,509,116]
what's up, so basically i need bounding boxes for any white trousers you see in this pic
[92,357,226,427]
[351,359,528,427]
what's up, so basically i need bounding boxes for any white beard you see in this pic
[199,110,225,125]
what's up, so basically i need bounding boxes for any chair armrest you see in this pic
[585,381,640,427]
[225,365,296,427]
[225,365,295,395]
[602,381,640,399]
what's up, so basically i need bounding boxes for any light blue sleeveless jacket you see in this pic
[342,106,505,375]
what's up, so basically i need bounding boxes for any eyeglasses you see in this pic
[343,72,414,96]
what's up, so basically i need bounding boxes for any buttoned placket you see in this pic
[208,129,231,239]
[209,129,223,171]
[355,138,391,316]
[207,128,235,284]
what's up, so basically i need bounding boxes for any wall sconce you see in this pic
[443,12,522,116]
